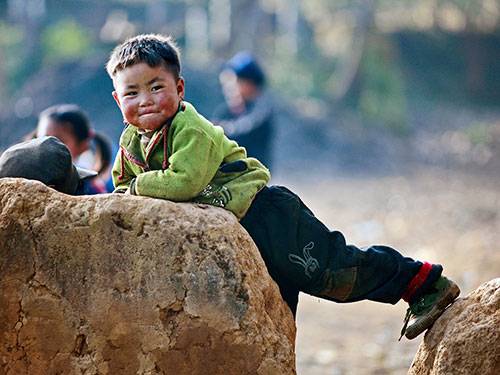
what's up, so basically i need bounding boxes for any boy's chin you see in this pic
[134,122,165,132]
[134,116,172,131]
[137,125,163,131]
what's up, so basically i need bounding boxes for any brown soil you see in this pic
[274,166,500,375]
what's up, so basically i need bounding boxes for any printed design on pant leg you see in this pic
[314,267,357,301]
[288,242,320,278]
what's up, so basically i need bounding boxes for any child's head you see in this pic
[220,51,265,103]
[107,34,185,131]
[36,104,92,159]
[34,104,112,176]
[106,34,181,81]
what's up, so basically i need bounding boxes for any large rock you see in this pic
[0,178,296,375]
[408,278,500,375]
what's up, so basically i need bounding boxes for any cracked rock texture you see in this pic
[408,278,500,375]
[0,178,296,375]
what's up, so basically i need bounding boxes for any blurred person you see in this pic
[212,51,275,171]
[25,104,114,194]
[106,33,460,342]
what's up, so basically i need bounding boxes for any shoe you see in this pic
[399,276,460,340]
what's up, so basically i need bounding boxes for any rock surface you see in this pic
[408,278,500,375]
[0,178,296,375]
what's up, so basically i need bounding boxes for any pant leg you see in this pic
[240,185,442,310]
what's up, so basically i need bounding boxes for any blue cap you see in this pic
[226,51,265,86]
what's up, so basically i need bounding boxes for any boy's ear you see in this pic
[177,77,185,100]
[112,91,121,108]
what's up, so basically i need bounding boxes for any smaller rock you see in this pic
[408,278,500,375]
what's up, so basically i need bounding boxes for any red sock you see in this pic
[402,262,433,302]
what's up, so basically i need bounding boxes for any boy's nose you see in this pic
[139,93,153,105]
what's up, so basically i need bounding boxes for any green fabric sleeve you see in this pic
[111,150,134,192]
[134,127,224,201]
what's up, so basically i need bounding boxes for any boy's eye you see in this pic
[124,91,137,97]
[152,86,163,92]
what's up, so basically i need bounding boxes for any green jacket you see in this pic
[112,101,270,218]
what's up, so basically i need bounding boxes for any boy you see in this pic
[106,34,459,340]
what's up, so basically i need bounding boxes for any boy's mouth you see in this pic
[139,112,158,117]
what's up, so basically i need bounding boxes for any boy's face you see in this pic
[112,62,185,131]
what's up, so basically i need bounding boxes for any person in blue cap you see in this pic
[212,51,275,171]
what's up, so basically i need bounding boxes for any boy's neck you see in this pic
[137,128,158,150]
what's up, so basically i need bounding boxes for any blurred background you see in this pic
[1,1,499,374]
[2,0,500,175]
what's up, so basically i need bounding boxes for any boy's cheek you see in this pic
[122,103,134,117]
[122,109,135,124]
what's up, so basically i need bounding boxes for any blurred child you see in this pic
[106,34,459,341]
[27,104,114,194]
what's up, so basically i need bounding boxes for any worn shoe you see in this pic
[400,276,460,340]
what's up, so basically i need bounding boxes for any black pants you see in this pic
[240,186,442,317]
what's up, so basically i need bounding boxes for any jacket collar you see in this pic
[120,102,183,166]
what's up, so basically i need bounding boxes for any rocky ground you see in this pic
[272,167,500,375]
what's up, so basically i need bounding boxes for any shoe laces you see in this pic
[398,297,429,341]
[399,308,411,341]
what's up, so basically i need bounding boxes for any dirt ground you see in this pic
[272,166,500,375]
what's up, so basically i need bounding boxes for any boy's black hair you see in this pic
[106,34,181,80]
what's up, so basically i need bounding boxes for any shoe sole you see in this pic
[405,279,460,340]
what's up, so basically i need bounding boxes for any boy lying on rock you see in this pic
[0,33,459,341]
[106,34,460,340]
